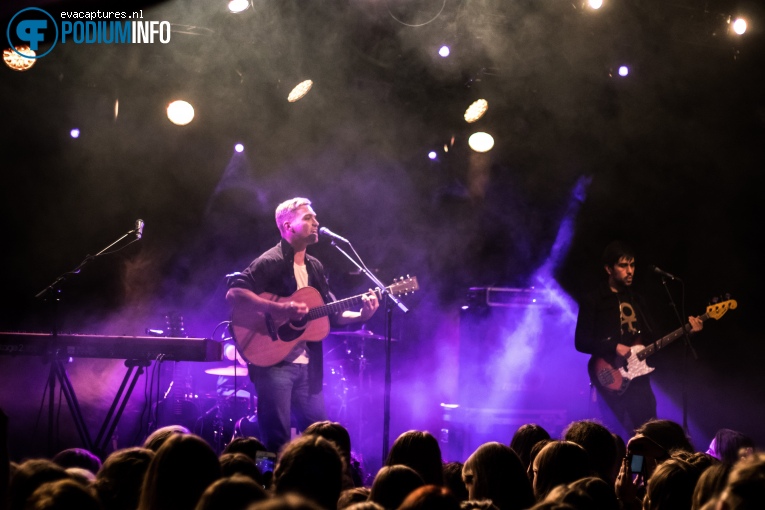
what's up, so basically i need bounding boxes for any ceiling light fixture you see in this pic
[288,80,313,102]
[3,46,36,71]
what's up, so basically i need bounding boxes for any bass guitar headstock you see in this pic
[706,296,738,321]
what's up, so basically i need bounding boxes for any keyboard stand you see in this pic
[93,359,152,456]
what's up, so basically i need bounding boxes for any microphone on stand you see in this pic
[319,227,349,243]
[648,264,681,281]
[135,219,145,240]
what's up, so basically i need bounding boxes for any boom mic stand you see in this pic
[34,221,143,455]
[657,276,697,434]
[325,238,409,462]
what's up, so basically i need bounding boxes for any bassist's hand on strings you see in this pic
[688,316,703,333]
[616,343,632,358]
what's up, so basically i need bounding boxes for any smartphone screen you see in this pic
[630,453,644,474]
[255,451,276,474]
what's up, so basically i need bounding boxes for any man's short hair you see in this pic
[601,241,635,267]
[275,198,312,235]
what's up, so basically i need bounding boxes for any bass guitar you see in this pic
[231,276,418,366]
[588,299,737,394]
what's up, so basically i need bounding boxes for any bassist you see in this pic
[226,197,379,453]
[574,241,703,436]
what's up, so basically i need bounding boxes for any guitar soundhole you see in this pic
[277,319,308,342]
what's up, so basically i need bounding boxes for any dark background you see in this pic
[1,0,763,469]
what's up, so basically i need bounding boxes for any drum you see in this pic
[233,414,260,440]
[154,397,200,431]
[195,395,253,452]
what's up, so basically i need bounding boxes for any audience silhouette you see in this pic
[3,410,764,510]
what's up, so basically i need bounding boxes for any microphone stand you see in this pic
[325,239,409,464]
[34,223,142,454]
[658,276,697,434]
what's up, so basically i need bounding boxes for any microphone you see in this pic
[648,264,681,281]
[135,219,145,240]
[319,227,349,243]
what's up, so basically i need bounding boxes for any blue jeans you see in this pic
[249,362,326,453]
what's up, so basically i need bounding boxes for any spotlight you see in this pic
[287,80,313,102]
[228,0,250,13]
[235,143,244,153]
[731,18,747,35]
[464,99,488,123]
[3,45,36,71]
[438,45,450,57]
[618,65,629,77]
[167,100,195,126]
[428,151,437,160]
[70,128,80,138]
[587,0,603,9]
[468,132,494,153]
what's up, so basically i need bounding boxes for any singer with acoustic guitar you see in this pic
[574,241,703,436]
[226,197,379,453]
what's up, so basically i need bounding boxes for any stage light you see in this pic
[587,0,603,9]
[464,99,488,123]
[228,0,250,13]
[618,65,629,77]
[439,45,450,57]
[3,45,36,71]
[167,100,195,125]
[70,128,80,138]
[428,151,437,160]
[235,143,244,153]
[468,132,494,153]
[287,80,313,102]
[732,18,747,35]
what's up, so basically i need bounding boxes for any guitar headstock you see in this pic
[706,298,738,320]
[388,275,419,297]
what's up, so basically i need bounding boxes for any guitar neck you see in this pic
[306,289,381,321]
[637,312,710,360]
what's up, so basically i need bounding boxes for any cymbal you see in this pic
[331,329,397,341]
[205,365,249,376]
[218,388,253,399]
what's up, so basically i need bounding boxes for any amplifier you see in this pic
[467,287,551,308]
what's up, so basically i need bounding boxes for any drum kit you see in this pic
[194,363,257,453]
[324,328,396,428]
[193,327,395,453]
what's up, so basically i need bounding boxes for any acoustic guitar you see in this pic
[232,276,418,366]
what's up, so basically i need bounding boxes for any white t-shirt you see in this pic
[283,262,310,364]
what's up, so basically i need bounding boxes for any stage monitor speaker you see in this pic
[458,289,552,408]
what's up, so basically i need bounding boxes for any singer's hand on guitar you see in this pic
[359,289,379,321]
[282,300,309,320]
